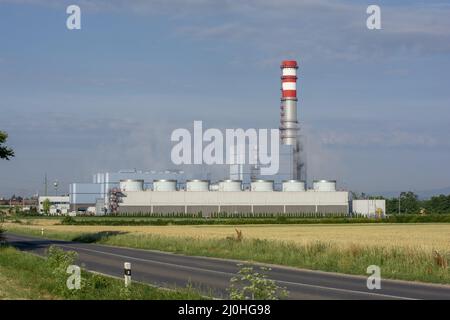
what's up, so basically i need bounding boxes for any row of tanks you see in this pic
[119,179,337,192]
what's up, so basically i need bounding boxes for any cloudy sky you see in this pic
[1,0,450,196]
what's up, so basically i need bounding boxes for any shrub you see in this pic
[87,273,110,290]
[0,222,4,244]
[433,250,449,269]
[46,245,77,273]
[226,229,243,242]
[61,216,76,224]
[228,264,288,300]
[45,246,79,296]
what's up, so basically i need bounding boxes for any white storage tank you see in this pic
[119,179,144,192]
[209,184,219,191]
[313,180,336,192]
[153,179,177,191]
[282,180,306,192]
[251,180,274,192]
[218,180,242,192]
[186,180,210,191]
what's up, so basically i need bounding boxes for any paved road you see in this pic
[5,232,450,300]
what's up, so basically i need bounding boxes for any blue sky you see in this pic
[1,0,450,196]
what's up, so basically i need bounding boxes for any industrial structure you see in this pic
[65,60,384,216]
[228,60,304,185]
[117,178,349,215]
[352,199,386,218]
[38,196,70,215]
[279,60,303,181]
[69,169,192,212]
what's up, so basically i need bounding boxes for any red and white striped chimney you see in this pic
[280,60,299,145]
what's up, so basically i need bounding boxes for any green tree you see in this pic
[43,198,51,215]
[0,131,14,160]
[386,192,420,214]
[386,197,400,214]
[386,192,450,215]
[424,194,450,214]
[350,191,361,200]
[399,191,420,214]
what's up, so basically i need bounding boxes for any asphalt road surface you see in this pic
[5,232,450,300]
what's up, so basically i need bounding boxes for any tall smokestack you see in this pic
[280,60,304,180]
[280,60,299,146]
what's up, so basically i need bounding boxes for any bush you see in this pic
[46,246,77,272]
[87,273,110,290]
[229,264,288,300]
[0,222,5,243]
[45,246,79,296]
[61,216,76,224]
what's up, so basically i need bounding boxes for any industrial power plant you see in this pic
[66,60,384,217]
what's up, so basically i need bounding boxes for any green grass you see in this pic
[0,245,205,300]
[6,226,450,285]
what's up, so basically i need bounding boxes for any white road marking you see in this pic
[55,242,416,300]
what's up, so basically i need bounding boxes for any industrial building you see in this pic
[117,179,349,215]
[352,199,386,217]
[69,169,188,212]
[110,61,349,217]
[67,60,374,216]
[38,196,70,215]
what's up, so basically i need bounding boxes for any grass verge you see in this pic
[0,244,204,300]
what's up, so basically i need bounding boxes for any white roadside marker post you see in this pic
[41,228,44,236]
[124,262,131,287]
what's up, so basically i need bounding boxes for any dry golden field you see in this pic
[6,220,450,252]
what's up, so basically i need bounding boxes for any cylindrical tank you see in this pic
[153,179,177,191]
[218,180,242,192]
[282,180,306,192]
[119,179,144,192]
[313,180,336,192]
[186,179,209,191]
[209,184,219,191]
[251,180,274,192]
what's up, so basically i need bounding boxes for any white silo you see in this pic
[313,180,336,192]
[119,179,144,192]
[186,180,210,191]
[219,180,242,192]
[153,179,177,191]
[282,180,306,192]
[251,180,274,192]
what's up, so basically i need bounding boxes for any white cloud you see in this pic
[3,0,450,61]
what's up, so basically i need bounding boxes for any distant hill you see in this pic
[374,187,450,200]
[415,187,450,200]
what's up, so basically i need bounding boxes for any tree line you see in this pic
[353,191,450,214]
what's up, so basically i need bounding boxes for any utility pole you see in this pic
[398,193,401,214]
[44,173,48,196]
[53,180,59,196]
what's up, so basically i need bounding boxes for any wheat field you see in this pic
[7,220,450,252]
